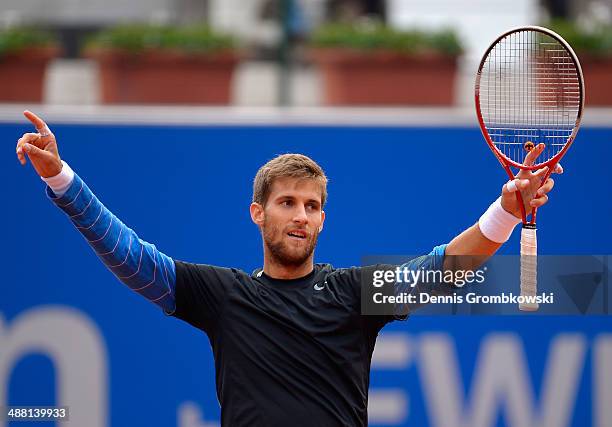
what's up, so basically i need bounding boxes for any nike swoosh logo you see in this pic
[314,283,325,291]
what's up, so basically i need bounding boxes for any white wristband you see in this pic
[478,197,522,243]
[41,160,75,197]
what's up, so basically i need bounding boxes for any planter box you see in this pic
[311,49,458,106]
[578,54,612,106]
[88,49,239,104]
[0,47,59,102]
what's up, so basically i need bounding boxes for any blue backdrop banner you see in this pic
[1,122,610,427]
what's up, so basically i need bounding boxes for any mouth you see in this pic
[287,230,307,240]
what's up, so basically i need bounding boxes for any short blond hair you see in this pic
[253,154,328,207]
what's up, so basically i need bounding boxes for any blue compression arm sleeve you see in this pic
[47,173,177,313]
[394,243,448,317]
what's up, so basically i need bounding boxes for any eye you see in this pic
[281,200,293,207]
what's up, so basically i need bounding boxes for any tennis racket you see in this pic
[475,26,584,311]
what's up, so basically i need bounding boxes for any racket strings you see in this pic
[479,30,581,166]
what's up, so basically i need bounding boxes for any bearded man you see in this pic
[15,110,558,427]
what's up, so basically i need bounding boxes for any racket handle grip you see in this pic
[519,225,539,311]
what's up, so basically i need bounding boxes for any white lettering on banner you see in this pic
[418,334,586,427]
[0,307,107,427]
[1,310,607,426]
[595,335,612,427]
[371,334,412,369]
[537,335,586,427]
[371,333,595,426]
[368,390,408,424]
[410,334,464,427]
[178,401,220,427]
[370,334,413,423]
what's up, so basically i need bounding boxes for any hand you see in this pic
[500,143,563,219]
[16,110,62,178]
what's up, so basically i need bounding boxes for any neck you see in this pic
[263,252,314,280]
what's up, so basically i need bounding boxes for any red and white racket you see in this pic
[475,26,584,311]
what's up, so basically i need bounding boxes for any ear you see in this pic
[318,210,326,233]
[250,202,265,226]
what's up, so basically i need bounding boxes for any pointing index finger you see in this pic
[523,142,545,166]
[23,110,48,132]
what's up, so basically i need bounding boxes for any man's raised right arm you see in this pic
[16,110,177,313]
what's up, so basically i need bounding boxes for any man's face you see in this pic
[253,177,325,268]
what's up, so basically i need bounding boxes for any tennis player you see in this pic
[15,110,559,426]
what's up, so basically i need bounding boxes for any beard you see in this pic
[262,220,319,268]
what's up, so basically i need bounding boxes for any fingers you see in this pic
[502,178,530,194]
[523,142,545,166]
[536,177,555,197]
[23,110,47,131]
[534,162,563,178]
[23,110,53,138]
[530,177,555,208]
[22,142,47,160]
[16,143,26,165]
[16,133,41,165]
[530,194,549,208]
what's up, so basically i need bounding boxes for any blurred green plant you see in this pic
[310,22,462,56]
[0,27,57,57]
[548,19,612,56]
[85,24,235,54]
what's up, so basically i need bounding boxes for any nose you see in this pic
[292,204,308,225]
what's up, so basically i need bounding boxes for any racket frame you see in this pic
[475,25,584,225]
[474,26,584,311]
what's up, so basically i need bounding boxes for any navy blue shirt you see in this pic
[173,262,396,427]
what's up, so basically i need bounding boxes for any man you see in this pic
[15,110,557,426]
